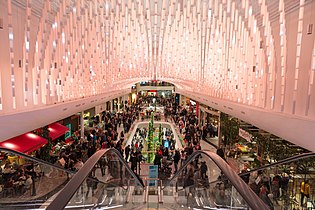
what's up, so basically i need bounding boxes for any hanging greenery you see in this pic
[147,112,155,163]
[221,113,239,147]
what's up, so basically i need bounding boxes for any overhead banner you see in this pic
[239,128,252,142]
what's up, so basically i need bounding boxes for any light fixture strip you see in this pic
[292,0,305,114]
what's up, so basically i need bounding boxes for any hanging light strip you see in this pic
[279,0,287,111]
[292,0,305,113]
[7,0,16,109]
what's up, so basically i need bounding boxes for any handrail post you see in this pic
[144,185,149,203]
[158,179,163,203]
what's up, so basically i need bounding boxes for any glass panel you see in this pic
[64,150,142,209]
[239,155,315,210]
[0,148,73,209]
[162,153,250,209]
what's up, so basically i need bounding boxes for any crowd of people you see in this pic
[0,161,37,197]
[2,94,312,210]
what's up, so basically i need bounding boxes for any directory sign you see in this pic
[148,165,158,186]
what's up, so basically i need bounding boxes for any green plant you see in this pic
[147,112,155,163]
[158,124,162,146]
[221,113,239,147]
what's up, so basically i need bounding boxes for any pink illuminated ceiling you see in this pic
[0,0,314,150]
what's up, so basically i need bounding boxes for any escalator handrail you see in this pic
[47,148,144,210]
[238,152,315,177]
[166,150,270,210]
[205,152,315,186]
[205,152,315,187]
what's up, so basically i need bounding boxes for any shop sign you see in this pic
[239,128,252,142]
[65,124,71,139]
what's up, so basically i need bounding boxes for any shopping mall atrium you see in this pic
[0,0,315,209]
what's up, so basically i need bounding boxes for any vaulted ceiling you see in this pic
[0,0,314,151]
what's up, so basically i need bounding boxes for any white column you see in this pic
[110,100,113,113]
[80,112,84,140]
[218,112,222,146]
[122,95,126,109]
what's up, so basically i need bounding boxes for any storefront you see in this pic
[0,133,48,155]
[0,133,48,166]
[199,105,220,126]
[48,122,71,142]
[138,90,173,98]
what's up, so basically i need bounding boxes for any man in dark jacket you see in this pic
[173,150,180,174]
[130,152,138,174]
[200,161,208,179]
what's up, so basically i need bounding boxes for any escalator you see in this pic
[46,148,145,210]
[161,150,268,210]
[161,150,315,210]
[47,149,269,210]
[0,147,144,209]
[6,146,312,210]
[236,152,315,210]
[0,147,78,209]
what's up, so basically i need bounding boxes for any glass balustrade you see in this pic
[0,148,74,209]
[49,149,145,210]
[237,153,315,210]
[162,152,250,210]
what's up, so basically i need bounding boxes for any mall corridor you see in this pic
[1,0,315,209]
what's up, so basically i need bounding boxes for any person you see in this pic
[86,175,98,197]
[136,150,143,174]
[74,158,84,172]
[125,145,131,162]
[216,146,225,161]
[300,179,311,206]
[154,150,162,170]
[281,173,289,196]
[120,131,124,141]
[130,152,138,174]
[173,150,180,174]
[271,176,280,204]
[215,183,226,206]
[98,156,106,176]
[200,161,208,179]
[184,173,195,198]
[180,150,186,168]
[259,184,274,210]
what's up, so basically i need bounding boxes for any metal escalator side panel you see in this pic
[46,148,144,210]
[166,150,270,210]
[0,147,76,208]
